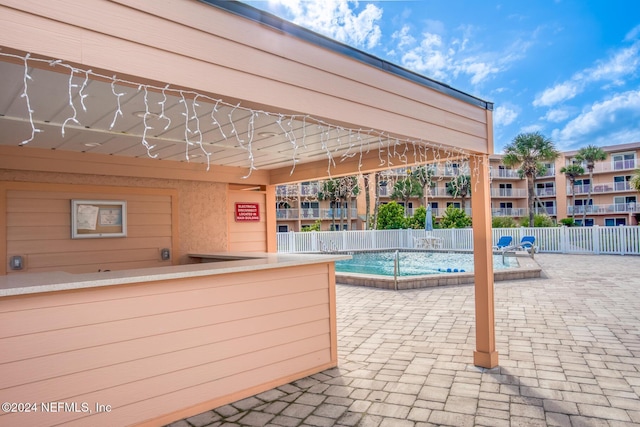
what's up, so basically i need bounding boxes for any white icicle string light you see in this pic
[6,52,478,177]
[140,85,158,158]
[191,95,212,171]
[210,100,227,139]
[79,69,91,112]
[158,84,172,131]
[109,76,125,130]
[61,66,80,137]
[19,54,42,145]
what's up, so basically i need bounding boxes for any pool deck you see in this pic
[336,251,540,290]
[167,254,640,427]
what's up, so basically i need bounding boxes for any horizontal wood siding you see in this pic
[0,263,335,427]
[4,183,175,274]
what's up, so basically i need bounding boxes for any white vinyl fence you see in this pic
[277,226,640,255]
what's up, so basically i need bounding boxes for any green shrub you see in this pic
[439,205,472,228]
[520,214,556,227]
[376,202,407,229]
[492,216,518,228]
[559,218,575,227]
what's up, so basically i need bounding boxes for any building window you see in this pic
[575,218,594,227]
[612,153,636,170]
[430,202,439,209]
[613,175,632,191]
[499,202,513,209]
[278,225,289,232]
[605,218,626,226]
[446,202,461,209]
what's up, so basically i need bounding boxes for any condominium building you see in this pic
[276,142,640,231]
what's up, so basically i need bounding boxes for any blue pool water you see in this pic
[335,251,516,276]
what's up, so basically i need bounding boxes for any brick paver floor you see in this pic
[168,254,640,426]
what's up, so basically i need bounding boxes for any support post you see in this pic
[471,155,498,368]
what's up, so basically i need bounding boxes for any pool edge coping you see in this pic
[334,250,541,290]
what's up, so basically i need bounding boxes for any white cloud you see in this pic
[585,41,640,82]
[493,106,518,127]
[391,25,415,49]
[542,107,572,123]
[534,40,640,108]
[521,124,543,133]
[552,89,640,146]
[533,81,581,107]
[270,0,383,49]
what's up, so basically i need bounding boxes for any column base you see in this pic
[474,350,499,368]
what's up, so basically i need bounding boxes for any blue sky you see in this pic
[241,0,640,153]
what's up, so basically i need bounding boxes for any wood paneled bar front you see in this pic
[0,253,348,426]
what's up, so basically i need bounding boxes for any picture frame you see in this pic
[71,200,127,239]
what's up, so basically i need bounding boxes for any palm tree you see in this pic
[445,175,471,211]
[632,169,640,191]
[503,132,560,227]
[390,175,422,217]
[363,174,371,229]
[560,164,585,220]
[411,165,435,211]
[575,145,607,225]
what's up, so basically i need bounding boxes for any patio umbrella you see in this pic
[425,205,433,231]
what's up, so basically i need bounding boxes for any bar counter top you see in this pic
[0,252,350,297]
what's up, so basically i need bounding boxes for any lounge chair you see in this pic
[505,235,537,254]
[493,235,513,250]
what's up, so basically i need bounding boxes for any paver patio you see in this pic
[168,254,640,426]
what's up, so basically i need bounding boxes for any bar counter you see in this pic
[0,252,349,427]
[0,252,350,297]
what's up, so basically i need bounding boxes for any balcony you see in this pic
[534,206,556,216]
[569,181,633,195]
[276,185,299,197]
[491,208,526,217]
[491,188,527,198]
[567,203,640,215]
[276,208,359,220]
[300,184,319,196]
[535,188,556,197]
[490,168,520,179]
[591,159,638,173]
[537,168,555,178]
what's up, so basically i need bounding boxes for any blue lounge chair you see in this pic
[493,235,513,250]
[517,235,537,253]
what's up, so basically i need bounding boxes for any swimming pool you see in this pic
[335,250,517,276]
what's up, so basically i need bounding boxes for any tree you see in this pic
[363,174,371,229]
[503,132,559,227]
[411,165,435,210]
[445,175,471,211]
[439,205,471,228]
[574,145,607,226]
[317,178,341,230]
[317,176,360,230]
[632,169,640,191]
[376,201,406,229]
[560,163,585,220]
[390,175,422,217]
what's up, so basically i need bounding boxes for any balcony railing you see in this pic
[567,203,640,215]
[490,168,520,179]
[535,188,556,197]
[537,168,555,177]
[276,208,359,220]
[491,208,527,217]
[590,159,638,173]
[276,185,299,197]
[534,206,556,216]
[569,181,633,195]
[491,188,527,198]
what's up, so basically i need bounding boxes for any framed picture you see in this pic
[71,200,127,239]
